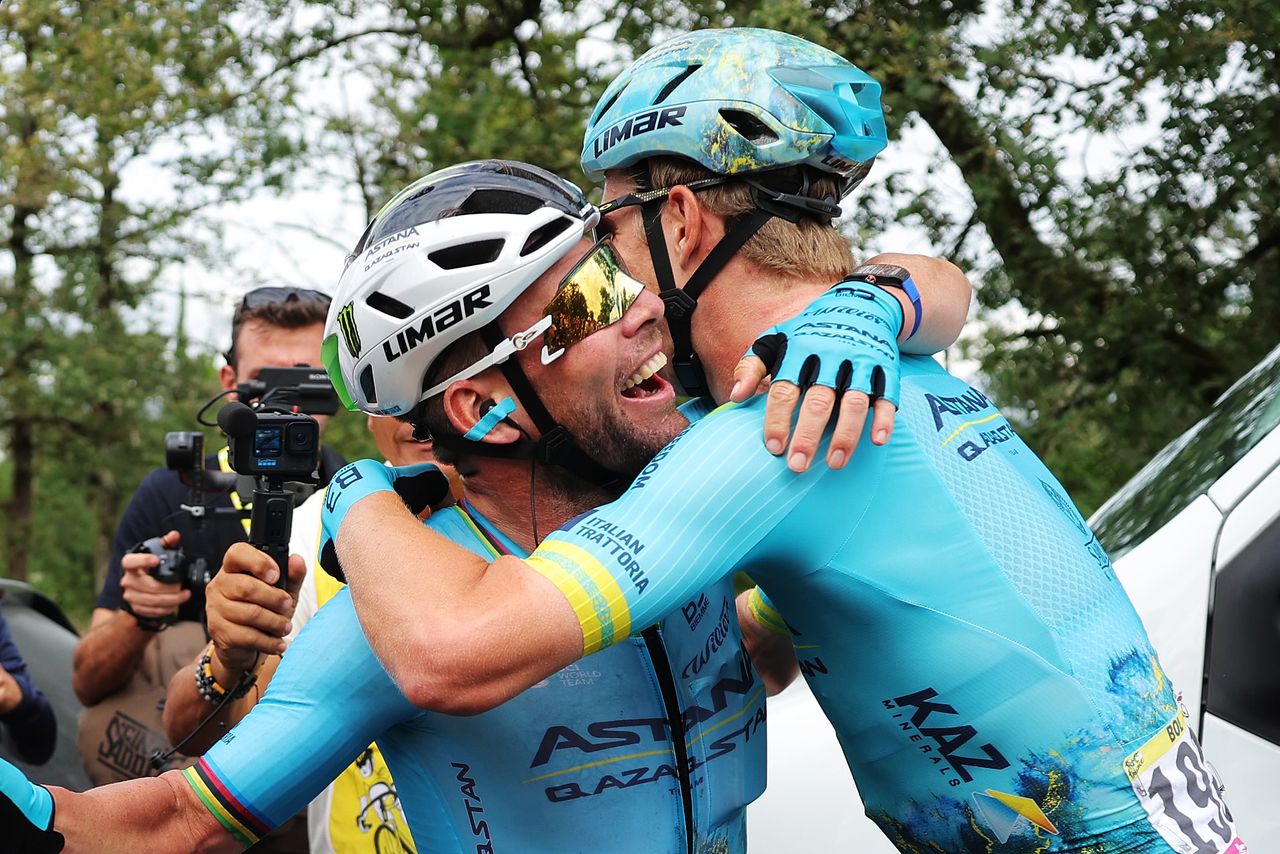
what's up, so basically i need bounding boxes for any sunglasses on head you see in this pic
[419,238,646,399]
[236,286,332,312]
[227,287,333,365]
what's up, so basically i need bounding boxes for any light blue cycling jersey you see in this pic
[185,501,765,854]
[526,356,1246,854]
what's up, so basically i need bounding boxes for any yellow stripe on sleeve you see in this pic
[747,587,790,635]
[525,541,632,655]
[182,766,260,848]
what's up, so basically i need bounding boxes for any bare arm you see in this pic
[863,252,972,356]
[71,609,157,706]
[736,589,798,696]
[49,773,238,853]
[163,655,281,756]
[338,492,582,714]
[73,532,191,706]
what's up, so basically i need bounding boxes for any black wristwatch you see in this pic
[849,263,922,340]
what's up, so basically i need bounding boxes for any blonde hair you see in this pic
[643,158,853,282]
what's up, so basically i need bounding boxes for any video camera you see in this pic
[142,366,340,597]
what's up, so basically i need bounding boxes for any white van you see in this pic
[750,344,1280,849]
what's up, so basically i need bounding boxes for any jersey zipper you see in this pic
[641,624,695,854]
[460,503,696,852]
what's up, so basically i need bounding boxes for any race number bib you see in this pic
[1123,708,1246,854]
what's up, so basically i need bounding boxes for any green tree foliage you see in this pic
[0,1,300,621]
[273,0,607,216]
[806,0,1279,511]
[5,0,1274,622]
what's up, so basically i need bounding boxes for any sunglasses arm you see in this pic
[422,315,553,400]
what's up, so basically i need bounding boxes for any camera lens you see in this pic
[286,421,317,453]
[164,432,203,471]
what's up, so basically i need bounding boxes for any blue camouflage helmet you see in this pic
[581,28,888,195]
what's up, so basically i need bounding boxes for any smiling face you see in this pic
[598,171,678,361]
[502,236,688,477]
[602,170,764,400]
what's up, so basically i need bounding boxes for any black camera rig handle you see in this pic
[248,479,293,590]
[218,401,317,591]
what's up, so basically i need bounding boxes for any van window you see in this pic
[1205,511,1280,744]
[1091,346,1280,560]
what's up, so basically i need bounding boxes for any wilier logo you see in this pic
[336,301,361,358]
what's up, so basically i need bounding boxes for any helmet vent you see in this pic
[653,64,702,105]
[359,365,377,404]
[591,88,623,127]
[461,189,542,216]
[365,291,414,320]
[521,216,574,256]
[719,109,778,145]
[429,239,505,270]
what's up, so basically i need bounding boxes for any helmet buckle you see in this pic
[660,288,698,320]
[745,176,841,224]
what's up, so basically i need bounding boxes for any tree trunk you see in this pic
[910,75,1105,311]
[6,421,35,582]
[2,35,41,582]
[91,470,121,594]
[5,199,37,582]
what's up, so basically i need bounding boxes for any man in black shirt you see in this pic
[71,287,341,794]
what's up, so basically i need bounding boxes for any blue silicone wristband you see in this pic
[900,275,922,340]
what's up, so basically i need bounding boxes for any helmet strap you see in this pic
[641,198,773,398]
[453,322,625,489]
[744,172,841,223]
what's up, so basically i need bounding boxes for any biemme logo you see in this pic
[336,302,361,357]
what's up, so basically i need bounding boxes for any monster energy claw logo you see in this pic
[337,302,361,357]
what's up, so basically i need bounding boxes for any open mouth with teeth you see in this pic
[621,352,671,399]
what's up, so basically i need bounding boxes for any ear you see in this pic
[442,377,527,446]
[663,185,723,277]
[219,363,237,391]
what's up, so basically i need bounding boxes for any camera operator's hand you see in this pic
[120,530,190,621]
[205,542,307,675]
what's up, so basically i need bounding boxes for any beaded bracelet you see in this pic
[195,642,257,705]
